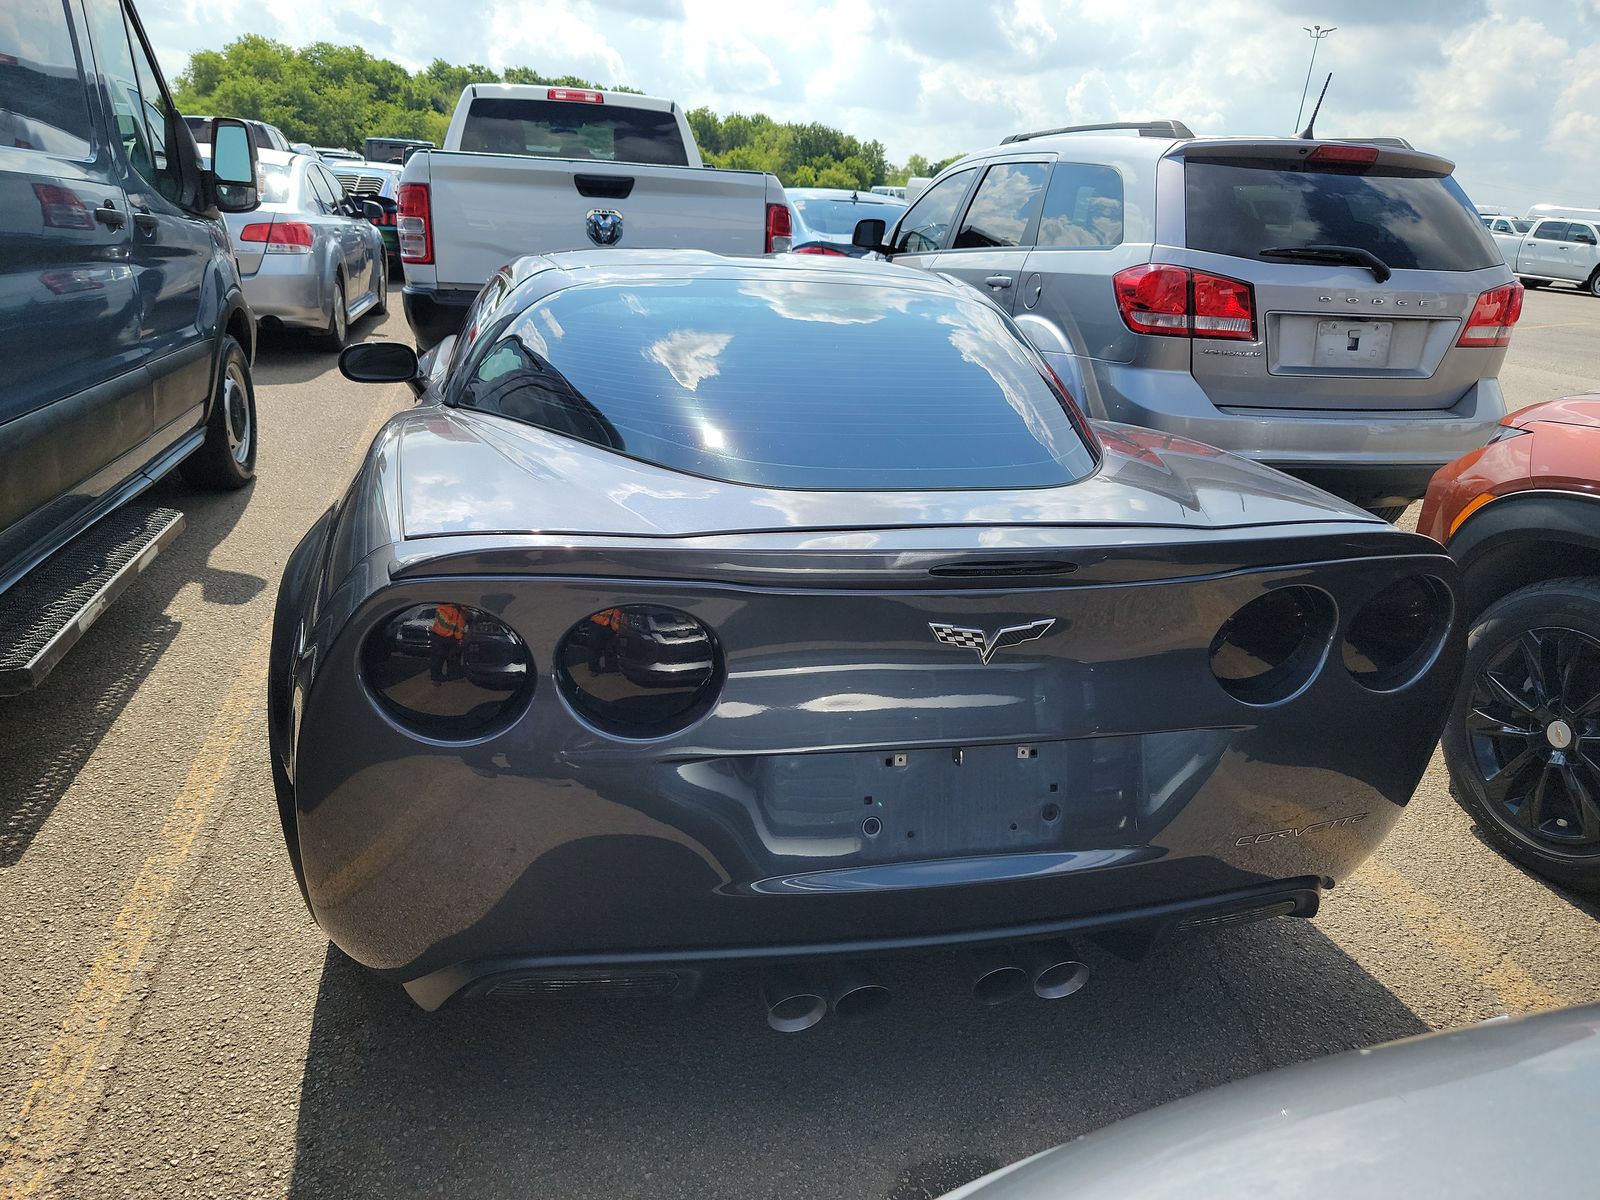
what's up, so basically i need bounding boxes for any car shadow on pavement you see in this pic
[253,314,393,388]
[0,478,260,868]
[287,915,1427,1200]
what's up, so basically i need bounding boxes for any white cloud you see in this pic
[144,0,1600,212]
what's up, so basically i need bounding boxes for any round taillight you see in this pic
[1342,576,1451,691]
[362,603,534,737]
[557,605,722,736]
[1209,586,1335,704]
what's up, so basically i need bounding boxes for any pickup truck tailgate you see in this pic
[419,154,776,288]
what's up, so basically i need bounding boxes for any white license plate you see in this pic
[1314,320,1393,367]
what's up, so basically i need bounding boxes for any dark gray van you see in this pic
[0,0,261,693]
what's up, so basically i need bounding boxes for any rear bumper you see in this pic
[402,877,1325,1009]
[402,285,476,351]
[1067,353,1505,503]
[240,259,326,330]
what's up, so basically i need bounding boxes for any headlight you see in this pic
[556,605,722,737]
[1209,586,1335,704]
[361,603,534,737]
[1342,576,1451,691]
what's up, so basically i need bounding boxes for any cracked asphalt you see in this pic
[2,287,1599,1200]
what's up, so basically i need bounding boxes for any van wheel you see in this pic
[1444,577,1600,894]
[179,335,256,490]
[317,275,348,351]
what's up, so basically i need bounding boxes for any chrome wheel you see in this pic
[223,361,252,465]
[1467,626,1600,848]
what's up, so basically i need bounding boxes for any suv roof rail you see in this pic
[1000,120,1196,145]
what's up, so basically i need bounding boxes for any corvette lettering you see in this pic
[1235,812,1369,846]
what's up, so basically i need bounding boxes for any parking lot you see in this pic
[1,285,1598,1200]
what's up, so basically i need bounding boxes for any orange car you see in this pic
[1419,396,1600,892]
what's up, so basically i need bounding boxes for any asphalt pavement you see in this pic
[2,286,1599,1200]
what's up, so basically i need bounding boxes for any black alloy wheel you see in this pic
[1446,578,1600,893]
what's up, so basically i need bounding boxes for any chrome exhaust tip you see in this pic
[827,963,891,1023]
[969,946,1031,1006]
[763,968,828,1034]
[1028,940,1090,1000]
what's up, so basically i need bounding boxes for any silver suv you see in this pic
[858,121,1521,515]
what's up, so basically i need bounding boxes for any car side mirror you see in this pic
[361,199,385,223]
[209,119,259,213]
[852,217,888,253]
[340,342,419,385]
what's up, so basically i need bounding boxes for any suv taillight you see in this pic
[398,183,432,264]
[1112,264,1256,340]
[1457,282,1523,348]
[765,203,792,254]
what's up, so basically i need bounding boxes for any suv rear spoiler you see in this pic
[1171,139,1453,177]
[1001,120,1195,145]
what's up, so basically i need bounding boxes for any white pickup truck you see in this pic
[1495,216,1600,297]
[397,84,791,347]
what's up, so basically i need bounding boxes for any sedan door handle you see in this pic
[985,274,1014,289]
[93,200,125,230]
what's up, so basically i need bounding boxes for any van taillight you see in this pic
[1112,265,1256,340]
[398,183,432,264]
[1457,282,1523,348]
[765,203,792,254]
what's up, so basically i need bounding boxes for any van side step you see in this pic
[0,505,185,696]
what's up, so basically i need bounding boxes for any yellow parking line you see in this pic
[1,394,401,1198]
[0,628,271,1198]
[1358,859,1572,1014]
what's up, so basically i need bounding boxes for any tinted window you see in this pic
[1569,224,1597,245]
[953,162,1048,249]
[459,98,688,166]
[1184,160,1501,271]
[123,14,178,201]
[892,168,974,254]
[1532,221,1568,241]
[792,197,905,236]
[1037,162,1124,248]
[0,0,94,157]
[458,277,1097,490]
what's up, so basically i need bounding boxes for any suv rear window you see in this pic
[459,98,689,166]
[1184,160,1501,272]
[458,277,1097,490]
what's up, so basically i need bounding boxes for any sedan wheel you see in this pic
[1446,578,1600,892]
[318,276,348,351]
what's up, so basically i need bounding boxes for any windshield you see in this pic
[259,161,292,205]
[459,98,689,166]
[1184,160,1501,271]
[794,197,905,236]
[457,277,1097,490]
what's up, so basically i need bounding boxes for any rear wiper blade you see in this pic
[1257,245,1392,284]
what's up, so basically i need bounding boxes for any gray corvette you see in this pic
[270,250,1462,1015]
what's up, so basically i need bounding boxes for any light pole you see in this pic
[1295,25,1336,130]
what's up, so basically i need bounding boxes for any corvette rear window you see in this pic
[456,277,1097,490]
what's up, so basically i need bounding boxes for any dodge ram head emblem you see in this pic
[929,619,1055,664]
[586,208,623,246]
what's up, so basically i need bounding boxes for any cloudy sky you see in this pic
[146,0,1600,213]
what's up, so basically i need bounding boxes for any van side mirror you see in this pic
[852,217,888,253]
[209,119,259,213]
[340,341,420,385]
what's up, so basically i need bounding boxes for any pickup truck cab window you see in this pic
[459,97,690,166]
[1532,221,1568,241]
[1569,224,1597,246]
[953,162,1049,250]
[892,167,975,254]
[1,0,95,159]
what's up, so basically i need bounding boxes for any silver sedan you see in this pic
[222,150,387,349]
